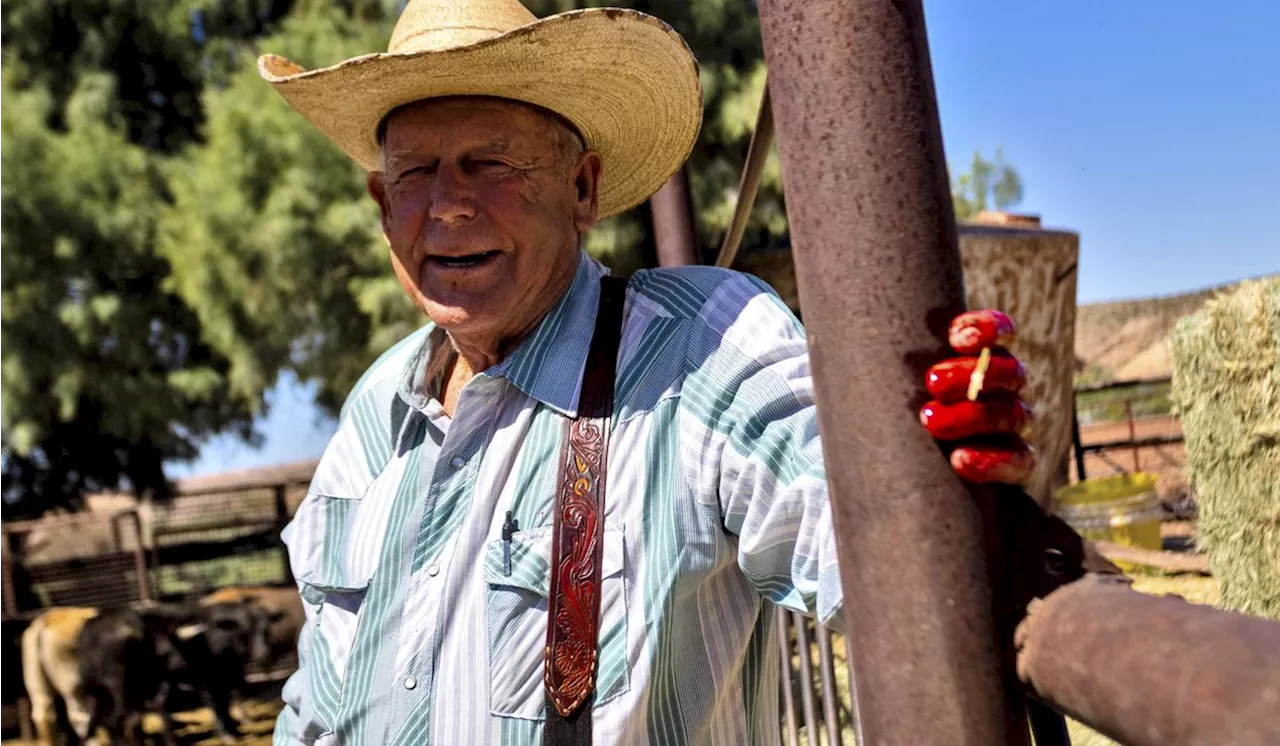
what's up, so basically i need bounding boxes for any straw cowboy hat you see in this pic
[258,0,703,218]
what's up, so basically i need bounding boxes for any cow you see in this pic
[198,585,304,671]
[20,606,103,745]
[17,596,279,746]
[77,607,190,745]
[78,599,281,744]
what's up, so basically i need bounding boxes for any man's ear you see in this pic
[572,151,603,234]
[367,171,393,245]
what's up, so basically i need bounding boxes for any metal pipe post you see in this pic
[755,0,1031,743]
[776,607,801,746]
[792,612,822,743]
[1071,400,1087,482]
[129,511,151,602]
[1017,577,1280,746]
[650,166,699,266]
[815,623,845,746]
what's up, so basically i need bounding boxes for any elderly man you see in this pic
[260,1,1034,744]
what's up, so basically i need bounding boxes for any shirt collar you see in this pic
[488,251,607,417]
[396,251,607,418]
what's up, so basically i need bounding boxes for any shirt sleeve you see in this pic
[273,526,321,745]
[678,272,846,631]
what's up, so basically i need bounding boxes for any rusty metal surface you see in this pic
[755,0,1031,743]
[792,612,822,743]
[1017,577,1280,746]
[650,166,699,267]
[775,607,801,746]
[816,622,844,746]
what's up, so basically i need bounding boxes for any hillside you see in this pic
[1074,277,1275,382]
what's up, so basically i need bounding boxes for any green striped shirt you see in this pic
[275,252,843,745]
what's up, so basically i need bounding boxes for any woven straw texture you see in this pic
[259,1,703,219]
[1170,276,1280,620]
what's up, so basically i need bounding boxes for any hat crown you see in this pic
[390,0,538,54]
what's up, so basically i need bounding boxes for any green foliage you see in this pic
[1,0,417,514]
[951,147,1024,219]
[1,64,254,515]
[529,0,788,271]
[159,5,408,414]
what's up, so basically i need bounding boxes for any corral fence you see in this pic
[1071,376,1186,481]
[0,460,858,745]
[1,463,315,740]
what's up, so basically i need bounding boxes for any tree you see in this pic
[951,147,1024,220]
[158,5,403,415]
[1,65,256,516]
[0,0,317,516]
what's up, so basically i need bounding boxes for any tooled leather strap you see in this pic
[543,276,627,744]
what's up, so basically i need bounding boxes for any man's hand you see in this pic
[919,309,1036,484]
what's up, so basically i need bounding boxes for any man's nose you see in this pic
[428,164,476,224]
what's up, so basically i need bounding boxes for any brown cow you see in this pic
[20,606,103,745]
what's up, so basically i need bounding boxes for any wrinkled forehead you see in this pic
[376,96,584,149]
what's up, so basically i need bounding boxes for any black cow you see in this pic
[77,600,278,744]
[77,607,188,745]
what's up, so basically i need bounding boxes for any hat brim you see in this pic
[258,8,703,220]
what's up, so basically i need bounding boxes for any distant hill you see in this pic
[1074,276,1276,382]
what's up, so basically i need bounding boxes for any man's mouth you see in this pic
[427,250,502,270]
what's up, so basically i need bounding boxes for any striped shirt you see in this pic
[274,251,845,746]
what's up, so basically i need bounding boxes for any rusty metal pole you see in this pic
[650,166,700,266]
[1018,577,1280,746]
[755,0,1031,743]
[1071,400,1087,482]
[129,511,151,602]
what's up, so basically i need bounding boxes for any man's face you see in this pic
[368,98,601,342]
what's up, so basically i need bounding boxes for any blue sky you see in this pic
[168,0,1279,478]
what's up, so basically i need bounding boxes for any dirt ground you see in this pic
[4,691,283,746]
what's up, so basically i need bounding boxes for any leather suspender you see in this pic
[543,276,627,746]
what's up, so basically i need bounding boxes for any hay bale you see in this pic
[1169,277,1280,619]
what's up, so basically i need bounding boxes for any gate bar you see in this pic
[650,166,700,266]
[1018,578,1280,746]
[754,0,1031,743]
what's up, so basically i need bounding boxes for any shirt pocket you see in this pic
[287,492,376,729]
[484,523,630,720]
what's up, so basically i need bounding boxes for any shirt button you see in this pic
[426,564,440,577]
[404,676,417,690]
[449,456,465,469]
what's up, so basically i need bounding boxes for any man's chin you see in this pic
[418,297,499,335]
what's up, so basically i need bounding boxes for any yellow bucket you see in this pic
[1055,473,1164,566]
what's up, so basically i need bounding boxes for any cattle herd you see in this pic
[18,586,303,745]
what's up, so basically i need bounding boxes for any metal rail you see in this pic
[755,0,1032,742]
[1017,578,1280,746]
[650,166,700,266]
[1078,433,1184,453]
[1074,376,1172,394]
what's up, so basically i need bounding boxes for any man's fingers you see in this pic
[948,309,1016,355]
[919,397,1032,441]
[949,440,1036,484]
[926,354,1026,402]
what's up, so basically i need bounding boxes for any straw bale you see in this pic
[1169,277,1280,619]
